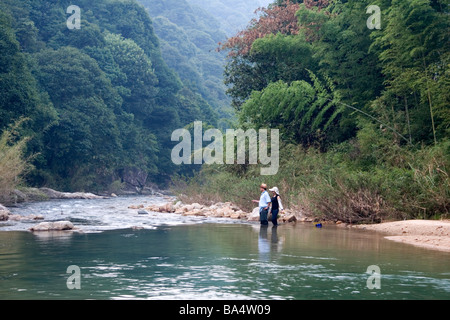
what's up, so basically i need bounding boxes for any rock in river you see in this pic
[29,221,75,232]
[0,204,10,221]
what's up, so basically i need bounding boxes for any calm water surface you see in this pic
[0,197,449,300]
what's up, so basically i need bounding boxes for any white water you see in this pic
[1,195,242,233]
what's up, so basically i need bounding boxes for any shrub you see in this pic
[171,139,449,223]
[0,118,33,204]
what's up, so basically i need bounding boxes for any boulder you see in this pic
[173,201,183,209]
[191,203,203,210]
[0,212,8,221]
[39,188,103,200]
[213,208,224,217]
[144,202,175,213]
[8,214,44,221]
[222,207,234,217]
[29,221,74,232]
[247,207,261,222]
[0,204,9,221]
[161,202,174,213]
[12,189,28,202]
[230,211,246,219]
[182,209,204,216]
[175,208,185,214]
[144,201,256,221]
[128,204,144,209]
[143,204,158,211]
[7,214,21,221]
[284,214,297,223]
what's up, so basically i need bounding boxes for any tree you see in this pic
[0,7,57,171]
[0,118,33,203]
[370,0,449,144]
[239,72,343,149]
[0,0,224,190]
[221,0,332,110]
[32,47,125,190]
[220,0,301,57]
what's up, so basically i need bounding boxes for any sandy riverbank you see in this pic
[355,219,450,252]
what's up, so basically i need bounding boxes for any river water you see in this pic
[0,196,449,300]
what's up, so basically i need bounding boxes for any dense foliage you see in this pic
[0,0,218,192]
[1,0,448,222]
[179,0,449,222]
[222,0,448,148]
[0,118,32,204]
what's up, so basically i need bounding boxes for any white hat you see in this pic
[269,187,279,194]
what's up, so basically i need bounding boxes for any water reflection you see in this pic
[31,231,75,243]
[1,222,449,300]
[257,226,284,262]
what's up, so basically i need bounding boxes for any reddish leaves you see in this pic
[219,0,329,57]
[219,1,301,57]
[303,0,329,10]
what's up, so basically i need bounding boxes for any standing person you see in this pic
[269,187,284,226]
[252,184,271,225]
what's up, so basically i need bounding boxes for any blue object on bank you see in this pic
[315,223,322,228]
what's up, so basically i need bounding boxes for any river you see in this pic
[0,196,449,300]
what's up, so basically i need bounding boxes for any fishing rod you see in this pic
[314,93,414,146]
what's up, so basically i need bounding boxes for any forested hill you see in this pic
[0,0,219,193]
[138,0,273,128]
[138,0,232,126]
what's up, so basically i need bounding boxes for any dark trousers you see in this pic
[259,207,269,225]
[271,209,279,226]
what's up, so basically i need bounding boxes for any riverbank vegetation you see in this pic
[173,0,449,223]
[173,136,449,224]
[0,119,33,204]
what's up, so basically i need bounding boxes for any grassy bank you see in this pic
[171,138,449,224]
[0,119,32,205]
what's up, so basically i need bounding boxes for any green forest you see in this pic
[1,0,449,223]
[0,0,219,198]
[174,0,449,223]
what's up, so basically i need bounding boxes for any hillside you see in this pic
[0,0,219,194]
[139,0,233,127]
[138,0,275,128]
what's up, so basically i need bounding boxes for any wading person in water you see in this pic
[252,184,271,225]
[268,187,283,226]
